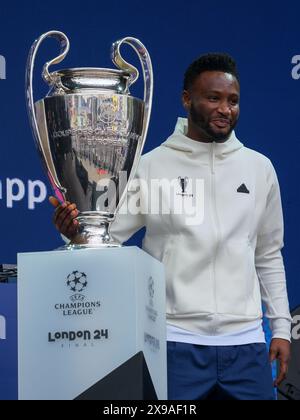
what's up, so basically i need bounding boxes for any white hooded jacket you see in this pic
[111,118,292,341]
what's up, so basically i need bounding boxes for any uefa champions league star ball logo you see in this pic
[146,276,158,322]
[54,271,101,316]
[67,271,88,294]
[98,102,117,125]
[148,276,155,306]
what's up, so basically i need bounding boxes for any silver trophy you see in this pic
[26,31,153,248]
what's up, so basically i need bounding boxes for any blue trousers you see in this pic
[167,342,276,400]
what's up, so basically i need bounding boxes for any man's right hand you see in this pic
[49,196,80,241]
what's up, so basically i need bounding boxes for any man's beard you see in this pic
[190,103,237,142]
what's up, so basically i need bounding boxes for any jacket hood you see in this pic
[161,117,244,161]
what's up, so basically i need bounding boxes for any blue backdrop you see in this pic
[0,283,17,399]
[0,0,299,312]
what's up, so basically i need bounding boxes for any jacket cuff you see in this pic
[270,318,292,342]
[271,333,291,343]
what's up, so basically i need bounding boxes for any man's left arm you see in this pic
[255,161,292,386]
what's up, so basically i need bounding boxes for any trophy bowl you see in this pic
[26,31,153,249]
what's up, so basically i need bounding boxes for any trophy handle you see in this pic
[111,37,153,215]
[25,31,70,199]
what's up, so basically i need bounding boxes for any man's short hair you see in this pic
[183,53,239,90]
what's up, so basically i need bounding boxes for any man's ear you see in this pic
[182,90,191,111]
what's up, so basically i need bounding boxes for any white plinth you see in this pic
[18,246,167,400]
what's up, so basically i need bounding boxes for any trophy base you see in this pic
[59,242,121,251]
[59,216,121,250]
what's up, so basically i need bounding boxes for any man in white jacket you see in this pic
[52,53,291,400]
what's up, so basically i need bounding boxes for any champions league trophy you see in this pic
[26,31,153,248]
[20,33,166,400]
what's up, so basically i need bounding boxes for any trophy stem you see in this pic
[63,217,120,249]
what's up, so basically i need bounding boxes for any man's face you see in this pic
[183,71,240,142]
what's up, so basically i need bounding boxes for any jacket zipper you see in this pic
[211,143,221,324]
